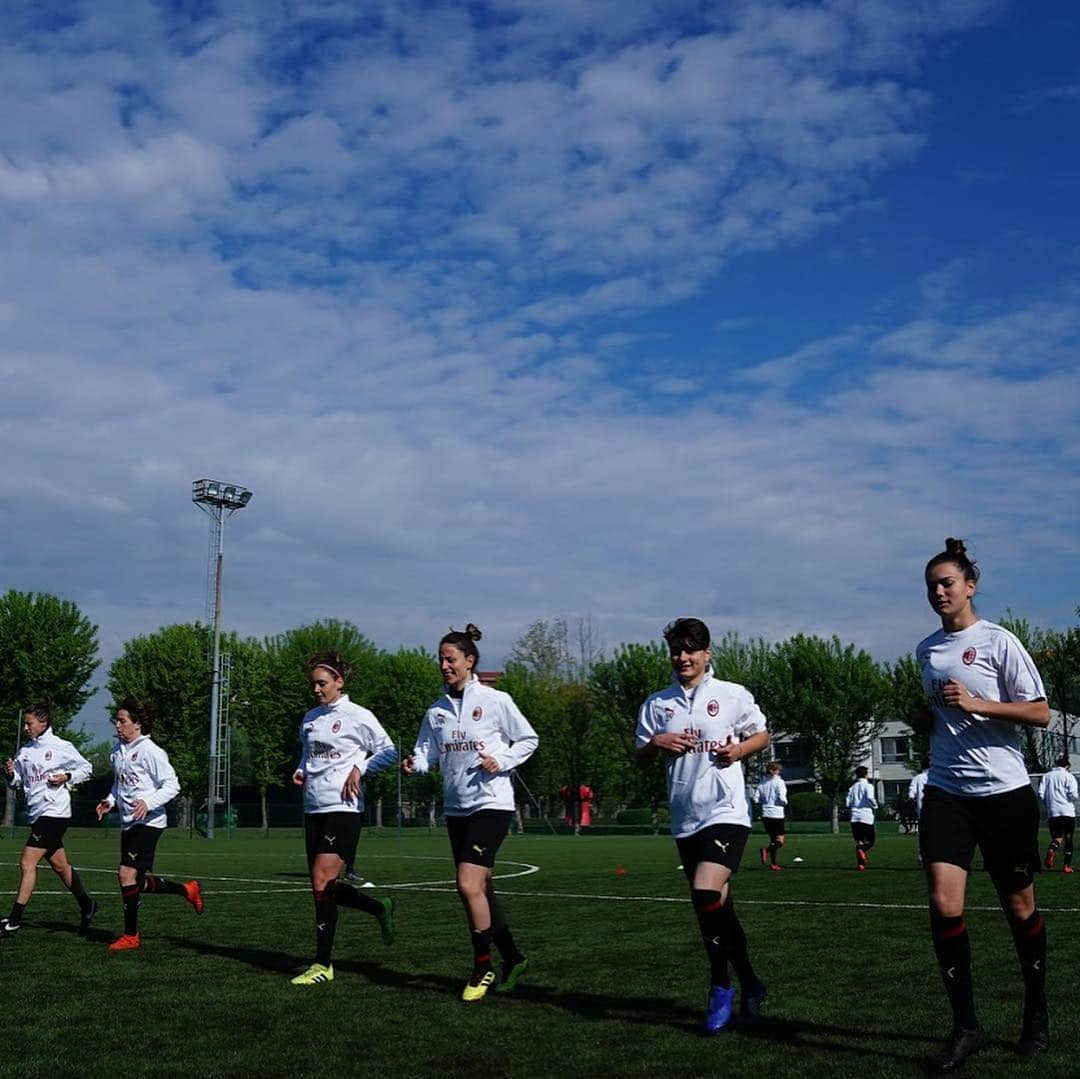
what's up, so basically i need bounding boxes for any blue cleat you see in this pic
[703,985,736,1034]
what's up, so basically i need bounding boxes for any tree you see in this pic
[0,590,100,827]
[765,635,886,833]
[1035,618,1080,761]
[879,653,930,769]
[998,611,1054,771]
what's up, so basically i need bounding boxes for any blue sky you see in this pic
[1,1,1077,739]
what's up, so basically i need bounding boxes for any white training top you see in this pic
[636,669,768,839]
[846,777,877,824]
[1039,767,1078,819]
[7,729,93,822]
[294,694,397,815]
[917,619,1047,797]
[908,770,929,817]
[756,774,788,819]
[411,677,539,816]
[102,735,180,830]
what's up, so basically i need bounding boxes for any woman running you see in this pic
[290,652,397,985]
[403,624,538,1002]
[917,538,1052,1070]
[636,617,771,1033]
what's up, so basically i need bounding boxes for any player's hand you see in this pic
[401,755,416,775]
[943,680,979,713]
[712,735,741,767]
[292,770,305,786]
[652,731,698,756]
[96,800,110,821]
[341,765,361,802]
[46,772,69,787]
[477,754,500,774]
[131,799,149,821]
[4,758,13,778]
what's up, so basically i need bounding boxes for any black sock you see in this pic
[931,912,977,1029]
[471,927,493,972]
[1065,836,1074,868]
[333,881,383,917]
[313,888,338,966]
[141,874,187,897]
[769,843,779,866]
[1048,839,1060,852]
[691,888,730,988]
[487,890,523,963]
[1008,909,1047,1013]
[122,884,140,935]
[725,899,759,986]
[67,867,91,908]
[7,901,26,926]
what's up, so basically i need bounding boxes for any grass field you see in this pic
[0,825,1076,1078]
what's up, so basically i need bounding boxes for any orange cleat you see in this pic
[1064,866,1074,875]
[184,880,204,914]
[769,864,782,872]
[109,934,141,952]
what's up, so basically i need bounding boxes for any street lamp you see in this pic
[192,478,252,839]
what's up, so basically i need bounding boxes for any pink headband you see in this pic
[313,663,343,681]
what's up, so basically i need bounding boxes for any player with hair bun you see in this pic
[2,703,97,935]
[290,651,398,986]
[403,624,539,1002]
[1040,756,1077,873]
[756,761,787,871]
[845,765,878,871]
[96,699,203,951]
[916,538,1052,1070]
[636,617,771,1034]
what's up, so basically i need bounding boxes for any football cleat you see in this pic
[0,918,22,936]
[376,896,395,945]
[183,880,204,914]
[931,1027,987,1072]
[1018,1009,1049,1057]
[495,956,529,994]
[79,898,99,936]
[740,979,767,1023]
[291,962,334,985]
[108,933,141,952]
[1044,848,1056,869]
[1063,866,1074,874]
[703,984,736,1034]
[461,968,496,1002]
[769,863,782,872]
[856,848,868,869]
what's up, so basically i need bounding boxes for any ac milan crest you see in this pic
[962,648,976,665]
[332,720,341,733]
[707,700,719,717]
[472,706,483,720]
[45,750,52,761]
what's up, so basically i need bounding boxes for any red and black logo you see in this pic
[44,750,52,761]
[472,707,483,721]
[962,648,976,666]
[332,720,341,734]
[707,700,719,717]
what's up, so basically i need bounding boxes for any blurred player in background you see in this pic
[1040,756,1077,874]
[756,761,787,871]
[96,699,203,951]
[403,624,538,1002]
[636,617,771,1034]
[916,538,1052,1070]
[909,764,930,865]
[846,766,877,870]
[290,652,397,986]
[2,703,97,935]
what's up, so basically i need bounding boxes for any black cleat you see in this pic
[932,1027,988,1073]
[1018,1010,1049,1057]
[79,898,98,936]
[0,918,21,937]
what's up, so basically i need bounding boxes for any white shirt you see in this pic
[756,774,787,819]
[1039,767,1078,819]
[412,678,538,815]
[846,777,877,824]
[7,729,93,823]
[918,619,1046,797]
[908,770,929,817]
[295,694,397,815]
[636,670,768,839]
[102,735,179,830]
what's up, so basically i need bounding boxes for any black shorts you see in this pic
[446,810,513,868]
[763,818,785,842]
[305,812,362,867]
[676,823,750,880]
[25,816,68,856]
[120,825,164,873]
[1047,815,1075,841]
[851,821,876,847]
[920,783,1040,894]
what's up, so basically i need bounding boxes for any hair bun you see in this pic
[464,623,482,641]
[944,537,967,558]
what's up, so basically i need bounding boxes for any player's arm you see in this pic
[483,698,538,772]
[942,682,1050,727]
[141,750,180,811]
[405,713,438,775]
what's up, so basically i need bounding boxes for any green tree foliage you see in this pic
[1034,615,1080,759]
[999,611,1054,771]
[765,634,886,831]
[879,653,929,770]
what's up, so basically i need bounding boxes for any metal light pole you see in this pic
[192,479,252,839]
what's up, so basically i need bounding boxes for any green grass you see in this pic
[0,827,1076,1077]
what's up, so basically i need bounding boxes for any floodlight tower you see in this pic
[191,479,252,839]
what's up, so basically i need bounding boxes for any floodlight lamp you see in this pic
[191,478,253,509]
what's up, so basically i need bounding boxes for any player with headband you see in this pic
[2,703,97,935]
[636,617,771,1034]
[403,624,539,1002]
[290,651,398,986]
[916,538,1052,1070]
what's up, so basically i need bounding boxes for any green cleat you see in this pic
[495,956,529,994]
[291,962,334,986]
[376,897,395,945]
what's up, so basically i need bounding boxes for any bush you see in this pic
[615,807,670,826]
[788,791,831,821]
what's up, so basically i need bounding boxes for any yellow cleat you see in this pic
[461,969,496,1002]
[291,962,334,985]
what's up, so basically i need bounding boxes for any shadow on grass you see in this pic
[35,918,114,945]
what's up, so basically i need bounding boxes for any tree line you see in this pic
[2,590,1077,829]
